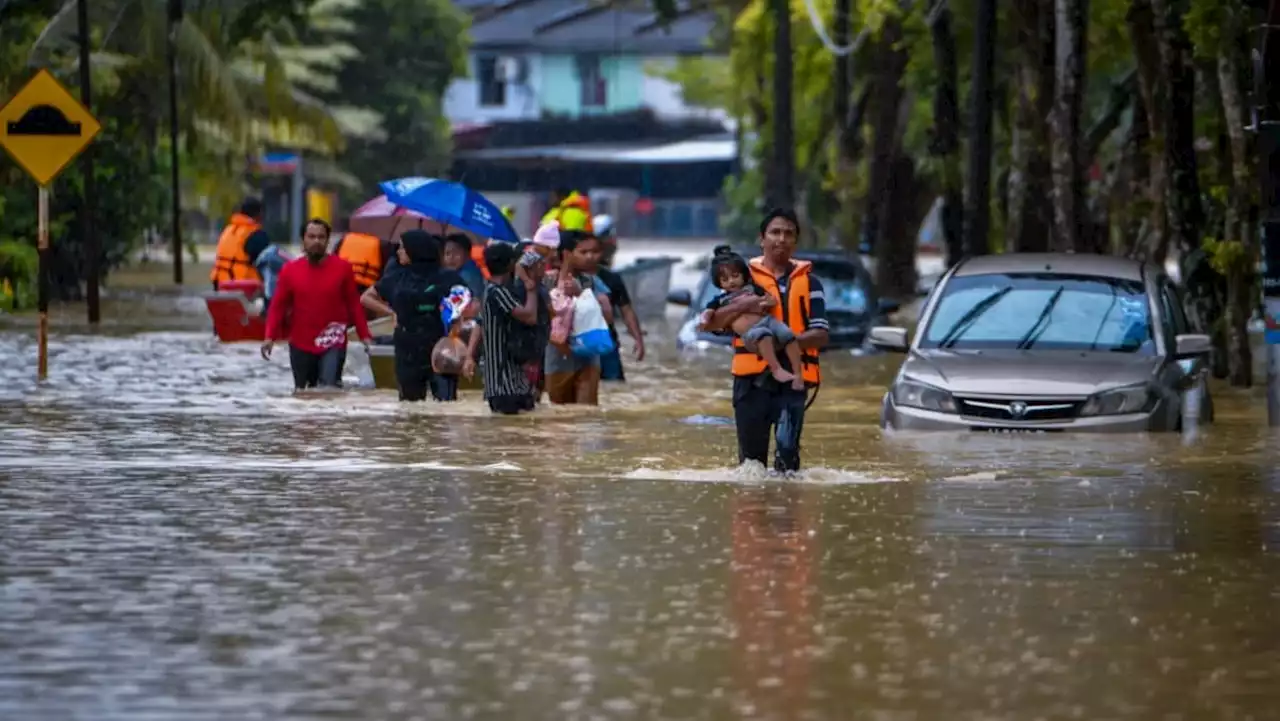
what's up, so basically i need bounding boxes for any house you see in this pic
[444,0,726,125]
[444,0,736,239]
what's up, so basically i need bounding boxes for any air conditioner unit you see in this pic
[495,56,527,84]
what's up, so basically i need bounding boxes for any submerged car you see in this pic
[667,248,899,352]
[871,253,1214,432]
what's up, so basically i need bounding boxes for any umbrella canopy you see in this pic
[379,177,520,244]
[348,195,427,241]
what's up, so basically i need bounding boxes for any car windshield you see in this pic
[920,272,1155,354]
[695,268,871,314]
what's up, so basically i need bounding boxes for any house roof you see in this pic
[455,133,736,165]
[468,0,714,54]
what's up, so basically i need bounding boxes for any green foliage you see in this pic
[321,0,467,206]
[0,0,379,307]
[0,241,38,309]
[720,170,767,243]
[1184,0,1229,59]
[1202,236,1252,276]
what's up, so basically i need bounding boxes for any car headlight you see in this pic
[1079,383,1153,416]
[892,379,957,413]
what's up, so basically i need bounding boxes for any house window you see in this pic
[476,55,506,108]
[576,54,606,108]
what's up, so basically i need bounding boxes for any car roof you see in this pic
[952,253,1148,282]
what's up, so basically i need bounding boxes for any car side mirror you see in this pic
[666,289,693,306]
[1174,333,1212,359]
[878,297,901,314]
[869,326,909,353]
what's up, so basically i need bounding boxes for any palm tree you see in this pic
[30,0,381,204]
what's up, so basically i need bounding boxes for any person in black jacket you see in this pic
[375,230,470,402]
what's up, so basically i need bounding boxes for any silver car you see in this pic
[871,253,1214,432]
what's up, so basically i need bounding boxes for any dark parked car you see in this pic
[667,247,899,352]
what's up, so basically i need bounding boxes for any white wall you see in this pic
[442,53,543,124]
[444,53,733,126]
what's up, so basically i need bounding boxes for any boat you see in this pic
[612,256,679,321]
[203,280,266,343]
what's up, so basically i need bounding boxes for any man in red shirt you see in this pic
[262,218,373,390]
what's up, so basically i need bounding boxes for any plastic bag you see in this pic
[431,335,468,374]
[569,289,616,358]
[549,287,575,346]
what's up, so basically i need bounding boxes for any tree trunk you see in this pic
[929,3,964,266]
[1125,0,1169,264]
[769,0,794,209]
[863,19,906,260]
[1217,9,1256,387]
[1151,0,1202,257]
[1050,0,1088,253]
[1007,0,1055,253]
[1118,99,1150,256]
[963,0,998,256]
[879,154,922,299]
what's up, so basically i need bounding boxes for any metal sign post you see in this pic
[0,69,102,381]
[37,187,49,380]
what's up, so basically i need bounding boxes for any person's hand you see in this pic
[260,340,274,360]
[361,339,372,355]
[633,338,646,361]
[758,294,778,311]
[515,264,535,290]
[462,357,476,379]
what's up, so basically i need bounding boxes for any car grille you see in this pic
[956,396,1083,422]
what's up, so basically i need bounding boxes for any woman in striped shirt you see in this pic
[466,242,540,414]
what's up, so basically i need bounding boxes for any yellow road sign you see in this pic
[0,68,101,187]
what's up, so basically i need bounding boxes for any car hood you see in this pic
[901,349,1163,397]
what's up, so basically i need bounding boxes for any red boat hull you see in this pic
[205,280,266,343]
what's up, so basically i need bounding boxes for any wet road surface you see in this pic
[1,298,1279,720]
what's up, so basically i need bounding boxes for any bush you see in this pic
[0,241,38,310]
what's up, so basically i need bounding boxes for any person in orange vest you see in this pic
[332,218,395,297]
[700,208,828,473]
[210,198,272,290]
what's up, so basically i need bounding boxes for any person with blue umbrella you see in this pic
[379,177,522,245]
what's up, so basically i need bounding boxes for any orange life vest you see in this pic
[210,213,262,284]
[335,232,383,288]
[471,244,491,280]
[730,257,821,386]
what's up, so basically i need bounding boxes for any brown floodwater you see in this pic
[1,291,1279,721]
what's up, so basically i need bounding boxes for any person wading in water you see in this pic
[378,230,470,402]
[466,242,541,414]
[701,208,828,472]
[591,218,645,381]
[262,219,372,390]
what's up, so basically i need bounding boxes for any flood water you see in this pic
[2,291,1279,721]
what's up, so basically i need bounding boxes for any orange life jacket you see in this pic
[335,232,384,288]
[210,213,262,284]
[471,244,491,280]
[730,257,821,386]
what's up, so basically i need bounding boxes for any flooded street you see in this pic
[2,294,1280,721]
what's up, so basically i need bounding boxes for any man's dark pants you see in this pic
[732,374,808,472]
[289,345,346,389]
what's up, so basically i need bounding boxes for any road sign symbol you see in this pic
[0,69,101,186]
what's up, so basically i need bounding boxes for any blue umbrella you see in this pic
[379,177,520,243]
